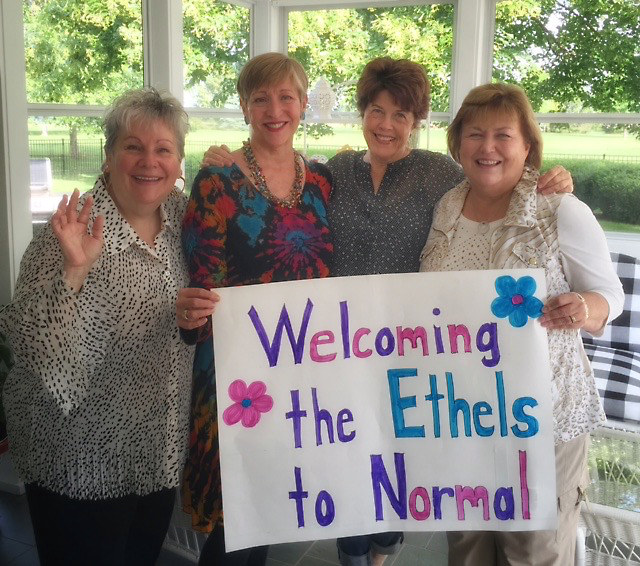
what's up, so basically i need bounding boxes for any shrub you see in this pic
[542,158,640,224]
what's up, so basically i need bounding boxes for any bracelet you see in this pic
[575,292,589,321]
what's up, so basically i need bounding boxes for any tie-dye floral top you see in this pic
[180,160,333,531]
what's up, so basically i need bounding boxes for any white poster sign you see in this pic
[212,270,557,551]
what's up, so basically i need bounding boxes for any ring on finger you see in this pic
[570,315,577,324]
[183,308,192,321]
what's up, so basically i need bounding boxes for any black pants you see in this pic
[198,523,269,566]
[25,483,176,566]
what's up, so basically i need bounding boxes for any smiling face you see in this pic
[459,110,531,199]
[362,90,415,165]
[105,118,182,219]
[242,78,307,151]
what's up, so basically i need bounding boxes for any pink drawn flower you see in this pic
[222,379,273,428]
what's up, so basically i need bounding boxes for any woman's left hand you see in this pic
[539,292,589,330]
[537,166,573,195]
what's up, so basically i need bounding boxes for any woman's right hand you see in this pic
[51,189,105,291]
[201,144,235,169]
[176,287,220,330]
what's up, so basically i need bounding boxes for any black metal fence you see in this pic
[29,138,106,178]
[29,137,640,186]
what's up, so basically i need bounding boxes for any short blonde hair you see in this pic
[356,57,430,127]
[447,83,542,169]
[237,52,308,103]
[103,87,188,159]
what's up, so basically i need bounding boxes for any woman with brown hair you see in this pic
[420,82,623,565]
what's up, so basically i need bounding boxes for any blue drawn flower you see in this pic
[491,275,544,328]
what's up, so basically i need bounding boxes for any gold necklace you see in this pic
[242,140,304,209]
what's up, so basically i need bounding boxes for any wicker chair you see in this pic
[578,420,640,565]
[163,488,206,562]
[577,252,640,565]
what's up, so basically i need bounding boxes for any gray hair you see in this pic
[102,87,189,159]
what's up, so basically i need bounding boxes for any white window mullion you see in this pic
[0,1,30,304]
[142,0,184,101]
[450,0,496,117]
[252,1,288,55]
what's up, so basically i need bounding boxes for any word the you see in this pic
[286,388,356,449]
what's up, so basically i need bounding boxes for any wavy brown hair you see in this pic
[356,57,430,127]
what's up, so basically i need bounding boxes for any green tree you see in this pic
[182,0,250,107]
[24,0,143,155]
[495,0,640,117]
[288,5,454,113]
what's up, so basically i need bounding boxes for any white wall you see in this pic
[0,3,30,305]
[606,233,640,259]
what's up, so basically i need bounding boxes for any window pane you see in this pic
[493,1,638,116]
[185,116,247,187]
[541,125,640,233]
[288,4,454,113]
[183,0,250,109]
[24,0,143,104]
[28,116,103,223]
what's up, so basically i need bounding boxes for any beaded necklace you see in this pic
[242,140,304,209]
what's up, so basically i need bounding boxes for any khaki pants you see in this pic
[447,434,589,566]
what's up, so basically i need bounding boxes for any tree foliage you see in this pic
[24,0,143,105]
[24,0,143,153]
[22,0,639,125]
[288,5,454,113]
[182,0,249,107]
[495,0,640,114]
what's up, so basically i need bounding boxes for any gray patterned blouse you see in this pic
[327,149,464,276]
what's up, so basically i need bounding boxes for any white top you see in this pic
[0,178,194,499]
[445,197,623,329]
[420,169,624,444]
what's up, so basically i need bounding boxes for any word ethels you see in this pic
[249,299,501,369]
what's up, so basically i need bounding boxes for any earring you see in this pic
[301,111,306,121]
[244,115,250,125]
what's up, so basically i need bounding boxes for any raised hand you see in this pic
[51,189,105,291]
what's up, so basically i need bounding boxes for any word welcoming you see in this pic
[249,300,500,369]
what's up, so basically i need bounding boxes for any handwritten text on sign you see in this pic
[212,270,557,551]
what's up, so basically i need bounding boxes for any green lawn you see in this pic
[184,126,640,158]
[599,220,640,234]
[30,124,640,158]
[31,125,640,234]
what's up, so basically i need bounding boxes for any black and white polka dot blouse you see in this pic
[0,177,194,499]
[327,149,465,276]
